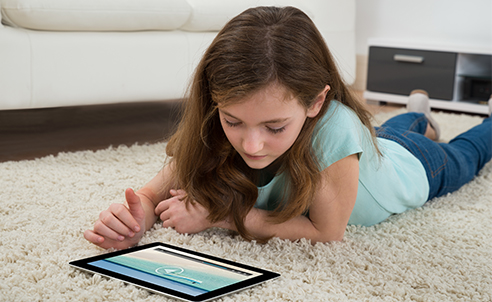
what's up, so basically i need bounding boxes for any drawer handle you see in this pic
[393,54,424,64]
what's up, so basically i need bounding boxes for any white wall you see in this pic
[355,0,492,55]
[353,0,492,89]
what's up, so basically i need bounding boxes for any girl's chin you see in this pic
[241,155,274,170]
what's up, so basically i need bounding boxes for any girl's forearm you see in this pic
[215,208,342,243]
[246,208,328,243]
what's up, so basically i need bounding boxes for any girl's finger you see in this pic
[155,194,182,216]
[109,204,140,233]
[93,220,128,241]
[159,207,172,224]
[155,199,170,216]
[170,189,187,199]
[98,211,134,239]
[176,189,187,197]
[84,229,105,245]
[125,188,144,223]
[161,218,173,230]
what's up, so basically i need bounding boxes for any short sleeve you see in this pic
[312,101,367,171]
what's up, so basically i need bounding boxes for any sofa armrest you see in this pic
[0,27,32,109]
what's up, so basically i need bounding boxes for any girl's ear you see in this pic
[307,85,330,118]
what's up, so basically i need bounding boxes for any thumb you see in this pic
[125,188,143,215]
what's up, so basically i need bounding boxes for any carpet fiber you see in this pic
[1,109,491,301]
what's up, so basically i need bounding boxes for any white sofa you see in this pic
[0,0,355,110]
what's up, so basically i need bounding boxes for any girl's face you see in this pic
[218,84,328,170]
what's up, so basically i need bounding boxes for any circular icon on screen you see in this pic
[155,266,202,284]
[155,266,184,275]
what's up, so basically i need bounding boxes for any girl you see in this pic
[84,6,492,250]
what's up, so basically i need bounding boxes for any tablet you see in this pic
[70,242,280,302]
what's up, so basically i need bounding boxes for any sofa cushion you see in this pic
[0,0,191,31]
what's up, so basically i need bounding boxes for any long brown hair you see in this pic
[166,6,377,241]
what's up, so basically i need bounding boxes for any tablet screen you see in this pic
[70,242,279,302]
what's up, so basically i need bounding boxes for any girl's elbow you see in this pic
[313,232,345,244]
[324,235,344,243]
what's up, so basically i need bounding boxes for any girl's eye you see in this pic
[224,120,241,127]
[267,126,285,134]
[224,118,285,134]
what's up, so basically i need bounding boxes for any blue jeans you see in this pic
[375,113,492,201]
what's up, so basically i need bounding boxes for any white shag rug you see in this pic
[1,110,491,302]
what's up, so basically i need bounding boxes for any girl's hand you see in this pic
[155,190,212,234]
[84,188,146,250]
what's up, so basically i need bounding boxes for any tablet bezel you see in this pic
[69,242,280,302]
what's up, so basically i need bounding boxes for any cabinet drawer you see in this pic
[367,47,457,100]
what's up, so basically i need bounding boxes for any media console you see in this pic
[364,39,491,115]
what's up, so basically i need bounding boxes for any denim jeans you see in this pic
[375,113,492,201]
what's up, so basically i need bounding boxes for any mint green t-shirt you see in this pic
[254,101,429,226]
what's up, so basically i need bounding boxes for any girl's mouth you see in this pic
[244,153,267,160]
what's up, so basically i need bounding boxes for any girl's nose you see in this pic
[242,130,264,154]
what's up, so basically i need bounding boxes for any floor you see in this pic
[0,94,403,163]
[0,101,183,162]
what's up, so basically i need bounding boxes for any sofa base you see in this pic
[0,28,215,110]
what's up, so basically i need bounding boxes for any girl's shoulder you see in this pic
[315,100,367,142]
[313,100,371,169]
[317,100,361,129]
